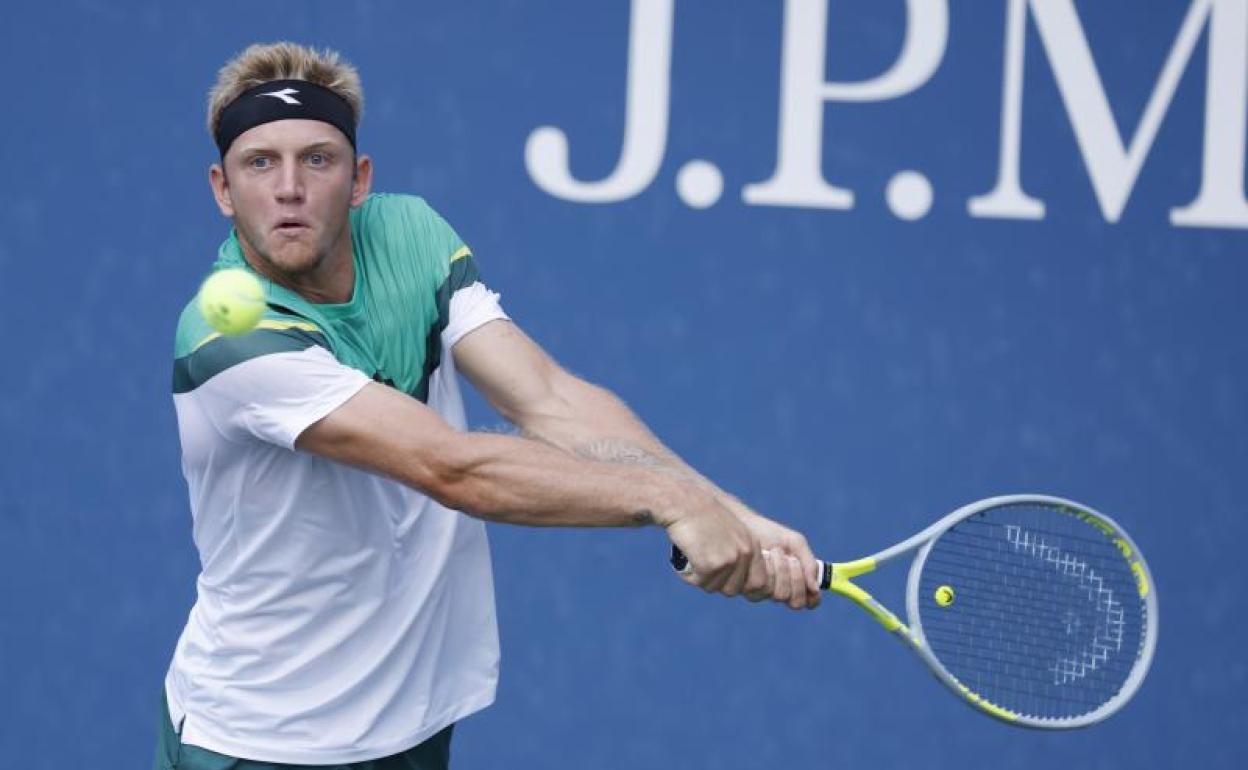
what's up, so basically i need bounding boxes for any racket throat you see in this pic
[825,559,907,634]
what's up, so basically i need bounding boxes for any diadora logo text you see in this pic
[525,0,1248,229]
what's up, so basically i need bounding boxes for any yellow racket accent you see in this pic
[827,559,906,632]
[1071,508,1116,537]
[957,684,1020,721]
[1131,561,1150,598]
[1075,509,1150,599]
[831,557,877,580]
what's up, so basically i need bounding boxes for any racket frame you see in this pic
[819,494,1158,729]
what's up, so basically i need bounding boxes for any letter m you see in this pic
[970,0,1248,229]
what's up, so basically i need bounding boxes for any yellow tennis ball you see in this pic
[934,585,955,607]
[198,269,265,336]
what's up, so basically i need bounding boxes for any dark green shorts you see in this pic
[153,693,454,770]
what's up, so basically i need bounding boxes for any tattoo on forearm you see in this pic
[574,439,667,469]
[537,436,728,524]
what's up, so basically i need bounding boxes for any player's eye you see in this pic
[248,156,272,170]
[307,153,327,167]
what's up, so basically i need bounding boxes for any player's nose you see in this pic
[274,163,305,202]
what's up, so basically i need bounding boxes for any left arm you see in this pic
[453,319,820,609]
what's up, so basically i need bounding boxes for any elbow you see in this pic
[406,436,491,516]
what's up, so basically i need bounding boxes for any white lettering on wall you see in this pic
[523,0,673,203]
[1170,0,1248,227]
[971,0,1248,228]
[523,0,1248,230]
[743,0,949,210]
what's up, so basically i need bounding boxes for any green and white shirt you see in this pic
[164,194,504,764]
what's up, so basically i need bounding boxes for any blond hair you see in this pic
[207,42,364,138]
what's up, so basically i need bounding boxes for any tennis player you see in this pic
[156,42,820,770]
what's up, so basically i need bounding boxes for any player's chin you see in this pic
[267,241,321,272]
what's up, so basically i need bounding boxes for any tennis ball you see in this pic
[198,268,265,336]
[934,585,955,607]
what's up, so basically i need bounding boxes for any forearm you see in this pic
[417,430,689,529]
[435,430,772,599]
[454,320,722,497]
[296,380,692,529]
[450,320,813,603]
[519,379,736,505]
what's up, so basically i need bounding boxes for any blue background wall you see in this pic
[1,1,1244,767]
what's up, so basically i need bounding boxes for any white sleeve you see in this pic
[193,346,373,449]
[443,281,509,349]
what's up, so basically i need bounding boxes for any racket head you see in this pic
[903,495,1158,729]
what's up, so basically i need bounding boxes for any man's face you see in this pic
[209,119,371,282]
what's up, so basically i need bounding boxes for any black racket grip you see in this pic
[670,545,690,573]
[670,545,832,589]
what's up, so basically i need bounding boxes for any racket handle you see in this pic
[669,545,832,590]
[669,544,691,572]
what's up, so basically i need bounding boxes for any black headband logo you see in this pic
[259,88,302,105]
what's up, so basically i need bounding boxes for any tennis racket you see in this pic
[671,494,1158,729]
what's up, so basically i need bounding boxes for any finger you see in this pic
[786,555,806,610]
[733,530,768,598]
[723,536,748,596]
[741,541,768,599]
[771,551,792,604]
[745,550,775,602]
[699,551,733,594]
[702,540,745,596]
[677,565,705,589]
[790,539,821,596]
[674,543,728,593]
[799,550,823,609]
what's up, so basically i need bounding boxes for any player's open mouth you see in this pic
[275,219,310,234]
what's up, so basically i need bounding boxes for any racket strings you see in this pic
[916,504,1148,721]
[950,519,1127,550]
[922,559,1131,614]
[921,560,1135,647]
[932,536,1130,575]
[920,567,1133,638]
[917,599,1134,658]
[919,631,1137,680]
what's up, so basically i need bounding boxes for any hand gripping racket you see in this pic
[671,494,1158,729]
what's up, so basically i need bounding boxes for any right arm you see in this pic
[296,381,768,596]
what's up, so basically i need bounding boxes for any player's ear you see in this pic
[209,163,235,217]
[351,153,373,207]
